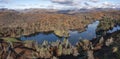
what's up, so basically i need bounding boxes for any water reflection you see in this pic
[21,33,61,44]
[107,25,120,33]
[20,21,99,44]
[68,21,99,44]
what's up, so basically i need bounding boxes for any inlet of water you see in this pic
[20,21,100,44]
[20,21,120,44]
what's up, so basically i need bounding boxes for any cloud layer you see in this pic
[0,0,119,9]
[51,0,99,5]
[50,0,120,9]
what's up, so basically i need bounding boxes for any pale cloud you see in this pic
[93,2,119,8]
[0,0,11,3]
[51,0,82,6]
[51,0,73,5]
[84,2,90,6]
[103,2,112,6]
[50,0,99,9]
[89,0,99,2]
[102,2,118,8]
[50,0,120,9]
[0,5,5,8]
[51,0,100,5]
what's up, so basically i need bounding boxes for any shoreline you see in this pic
[0,9,120,37]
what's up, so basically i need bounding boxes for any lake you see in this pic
[20,21,120,45]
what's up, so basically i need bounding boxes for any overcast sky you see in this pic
[0,0,120,9]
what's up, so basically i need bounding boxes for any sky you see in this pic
[0,0,120,9]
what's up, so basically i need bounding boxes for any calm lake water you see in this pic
[20,21,99,44]
[107,25,120,33]
[20,21,120,45]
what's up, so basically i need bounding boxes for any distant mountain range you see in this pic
[0,8,120,14]
[57,8,120,14]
